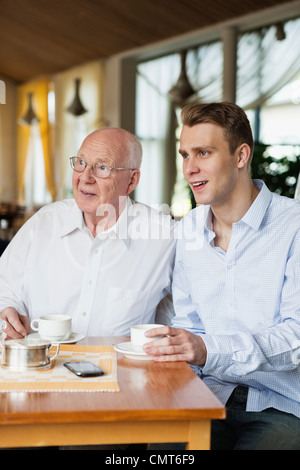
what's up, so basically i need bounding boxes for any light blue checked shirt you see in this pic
[172,180,300,418]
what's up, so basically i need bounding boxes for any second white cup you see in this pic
[131,324,164,348]
[31,314,72,342]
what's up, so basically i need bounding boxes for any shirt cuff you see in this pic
[201,333,234,375]
[0,301,28,318]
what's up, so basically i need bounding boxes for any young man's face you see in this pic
[179,122,240,208]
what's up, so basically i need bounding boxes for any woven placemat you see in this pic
[0,344,119,392]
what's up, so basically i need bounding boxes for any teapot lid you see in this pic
[4,337,51,349]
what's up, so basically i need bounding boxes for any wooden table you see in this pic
[0,336,225,450]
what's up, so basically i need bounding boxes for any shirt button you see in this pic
[94,249,99,254]
[82,311,87,317]
[88,280,92,285]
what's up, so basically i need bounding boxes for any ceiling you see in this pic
[0,0,298,83]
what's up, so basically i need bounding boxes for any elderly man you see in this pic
[0,127,176,339]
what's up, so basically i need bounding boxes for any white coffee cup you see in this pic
[131,324,164,348]
[30,314,72,342]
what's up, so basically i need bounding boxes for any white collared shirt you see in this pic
[0,198,177,336]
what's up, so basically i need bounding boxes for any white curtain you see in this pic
[186,42,223,102]
[24,123,51,209]
[135,54,180,207]
[54,61,105,200]
[237,18,300,109]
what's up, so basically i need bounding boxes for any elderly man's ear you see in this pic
[126,169,140,195]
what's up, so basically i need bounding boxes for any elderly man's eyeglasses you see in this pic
[70,157,135,179]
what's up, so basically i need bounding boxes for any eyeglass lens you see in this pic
[71,157,110,178]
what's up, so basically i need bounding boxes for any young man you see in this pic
[144,102,300,450]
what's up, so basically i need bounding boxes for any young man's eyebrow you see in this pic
[179,145,216,154]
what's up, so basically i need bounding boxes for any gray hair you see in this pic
[125,132,143,169]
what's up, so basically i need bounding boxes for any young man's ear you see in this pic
[237,144,252,169]
[126,169,141,196]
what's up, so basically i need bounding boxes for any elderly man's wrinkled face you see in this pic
[72,130,137,225]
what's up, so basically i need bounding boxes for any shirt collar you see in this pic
[59,200,85,237]
[204,179,272,236]
[96,197,131,248]
[59,197,132,248]
[239,179,272,230]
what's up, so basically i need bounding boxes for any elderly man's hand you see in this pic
[0,307,30,339]
[143,326,207,366]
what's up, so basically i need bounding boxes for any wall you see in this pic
[0,77,17,201]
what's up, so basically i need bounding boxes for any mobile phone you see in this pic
[63,361,105,377]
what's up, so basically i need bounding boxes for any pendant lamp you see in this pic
[66,78,88,116]
[168,50,195,108]
[18,92,40,125]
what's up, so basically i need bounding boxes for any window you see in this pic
[135,17,300,211]
[135,41,222,215]
[237,18,300,197]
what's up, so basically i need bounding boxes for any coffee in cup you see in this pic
[131,324,164,348]
[30,314,72,342]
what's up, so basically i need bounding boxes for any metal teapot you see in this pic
[0,320,59,371]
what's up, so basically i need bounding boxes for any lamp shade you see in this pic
[66,78,88,117]
[18,92,40,125]
[168,50,195,108]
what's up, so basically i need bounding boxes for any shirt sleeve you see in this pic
[202,230,300,377]
[155,292,175,326]
[0,217,34,317]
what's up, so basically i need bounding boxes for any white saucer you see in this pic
[114,342,153,361]
[27,332,85,344]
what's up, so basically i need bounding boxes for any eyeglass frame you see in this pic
[69,156,137,179]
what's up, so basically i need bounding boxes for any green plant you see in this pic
[251,143,300,198]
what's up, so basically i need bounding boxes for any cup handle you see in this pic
[30,319,39,332]
[49,343,60,363]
